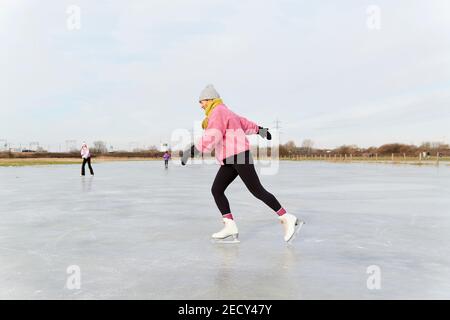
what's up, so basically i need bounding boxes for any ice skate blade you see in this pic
[211,234,240,244]
[211,239,240,244]
[286,220,305,245]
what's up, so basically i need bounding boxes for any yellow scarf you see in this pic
[201,98,223,129]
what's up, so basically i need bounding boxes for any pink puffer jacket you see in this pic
[195,104,259,164]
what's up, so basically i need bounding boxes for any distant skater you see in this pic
[182,84,304,243]
[163,151,171,169]
[80,142,94,176]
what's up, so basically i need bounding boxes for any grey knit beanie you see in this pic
[199,84,220,101]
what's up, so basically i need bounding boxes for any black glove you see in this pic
[181,144,199,165]
[258,126,272,140]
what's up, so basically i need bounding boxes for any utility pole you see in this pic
[273,118,282,143]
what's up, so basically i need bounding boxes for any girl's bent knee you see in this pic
[211,185,224,198]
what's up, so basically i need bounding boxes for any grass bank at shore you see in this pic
[0,157,161,167]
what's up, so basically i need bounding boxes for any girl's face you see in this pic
[199,100,211,109]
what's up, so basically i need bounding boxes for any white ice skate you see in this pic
[279,213,304,244]
[211,218,240,244]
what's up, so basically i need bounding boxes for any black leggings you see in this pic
[81,157,94,175]
[211,151,282,215]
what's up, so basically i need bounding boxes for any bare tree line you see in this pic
[1,138,449,159]
[279,140,450,157]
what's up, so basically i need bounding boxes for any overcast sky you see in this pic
[1,0,449,151]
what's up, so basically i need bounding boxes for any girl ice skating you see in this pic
[182,84,304,243]
[80,142,94,176]
[163,151,171,169]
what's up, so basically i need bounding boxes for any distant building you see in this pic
[160,143,169,152]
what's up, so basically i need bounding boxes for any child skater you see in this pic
[80,142,94,176]
[163,150,171,169]
[182,85,304,243]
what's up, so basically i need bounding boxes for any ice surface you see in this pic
[1,160,450,299]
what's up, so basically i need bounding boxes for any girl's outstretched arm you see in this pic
[239,115,272,140]
[239,115,259,135]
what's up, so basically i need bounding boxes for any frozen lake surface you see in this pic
[1,160,450,299]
